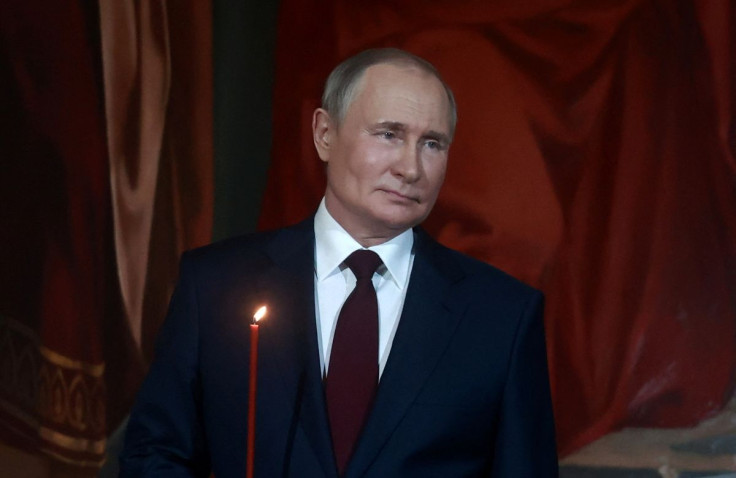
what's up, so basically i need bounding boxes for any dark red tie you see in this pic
[326,249,382,474]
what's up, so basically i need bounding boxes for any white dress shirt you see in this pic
[314,199,415,378]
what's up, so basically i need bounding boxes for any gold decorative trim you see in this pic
[1,315,39,342]
[39,426,106,454]
[0,396,39,429]
[0,398,38,427]
[39,346,105,377]
[0,413,38,441]
[1,314,108,468]
[39,447,107,468]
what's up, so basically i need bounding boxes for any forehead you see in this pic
[347,64,451,131]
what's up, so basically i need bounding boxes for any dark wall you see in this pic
[213,0,279,240]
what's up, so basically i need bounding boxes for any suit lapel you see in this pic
[255,223,465,477]
[345,229,465,477]
[257,218,338,478]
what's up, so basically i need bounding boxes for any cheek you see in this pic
[425,160,447,190]
[328,160,374,202]
[347,157,390,188]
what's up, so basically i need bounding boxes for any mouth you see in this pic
[381,189,420,203]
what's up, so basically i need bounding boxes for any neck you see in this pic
[323,197,408,248]
[353,234,397,248]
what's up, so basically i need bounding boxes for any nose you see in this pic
[392,143,422,183]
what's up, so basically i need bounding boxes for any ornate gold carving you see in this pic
[40,447,106,468]
[39,346,105,377]
[39,426,106,454]
[0,315,107,467]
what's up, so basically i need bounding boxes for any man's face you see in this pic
[313,63,452,245]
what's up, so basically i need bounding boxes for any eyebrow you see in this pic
[374,121,406,132]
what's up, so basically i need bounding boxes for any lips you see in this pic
[381,188,420,203]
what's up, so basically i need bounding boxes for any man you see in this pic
[120,48,558,477]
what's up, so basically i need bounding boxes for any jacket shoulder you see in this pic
[186,229,279,262]
[420,231,541,300]
[182,218,313,270]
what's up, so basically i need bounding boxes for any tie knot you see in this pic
[344,250,382,280]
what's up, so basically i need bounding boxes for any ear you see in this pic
[312,108,332,163]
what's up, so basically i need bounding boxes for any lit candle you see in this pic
[247,305,267,478]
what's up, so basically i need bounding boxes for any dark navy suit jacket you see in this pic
[120,217,558,477]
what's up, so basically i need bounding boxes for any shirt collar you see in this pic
[314,198,414,289]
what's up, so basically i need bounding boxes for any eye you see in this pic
[380,131,396,140]
[423,139,446,151]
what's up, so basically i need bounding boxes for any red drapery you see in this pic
[0,0,213,471]
[0,0,111,468]
[260,0,736,455]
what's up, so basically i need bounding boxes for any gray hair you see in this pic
[321,48,457,138]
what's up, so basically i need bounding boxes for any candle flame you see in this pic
[253,305,267,324]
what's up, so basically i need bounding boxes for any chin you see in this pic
[375,214,423,233]
[368,203,427,232]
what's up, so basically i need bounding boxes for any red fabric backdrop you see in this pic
[0,0,212,472]
[0,0,111,469]
[259,0,736,455]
